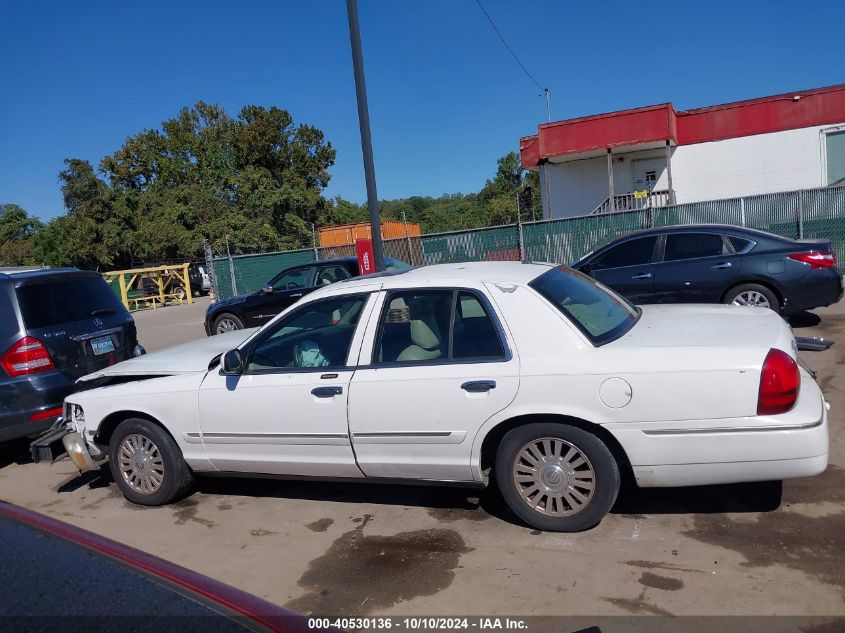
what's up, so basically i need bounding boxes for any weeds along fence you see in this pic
[210,185,845,299]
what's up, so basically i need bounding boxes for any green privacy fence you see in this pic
[211,185,845,299]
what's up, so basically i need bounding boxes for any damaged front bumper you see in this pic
[30,419,100,472]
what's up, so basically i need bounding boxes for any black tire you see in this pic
[109,418,194,506]
[213,312,244,334]
[174,286,186,301]
[723,283,780,312]
[494,423,620,532]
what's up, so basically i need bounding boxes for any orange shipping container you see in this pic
[318,221,421,247]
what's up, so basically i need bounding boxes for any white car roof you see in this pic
[337,261,555,293]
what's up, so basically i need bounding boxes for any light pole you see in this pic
[346,0,385,271]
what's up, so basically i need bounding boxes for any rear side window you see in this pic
[664,233,728,261]
[727,235,754,253]
[374,289,505,364]
[592,236,657,269]
[16,277,126,329]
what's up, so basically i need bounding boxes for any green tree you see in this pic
[0,204,43,265]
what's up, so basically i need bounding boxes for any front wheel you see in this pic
[109,418,193,506]
[495,423,620,532]
[213,312,244,334]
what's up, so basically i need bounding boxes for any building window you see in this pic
[826,130,845,186]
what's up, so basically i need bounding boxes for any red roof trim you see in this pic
[521,83,845,168]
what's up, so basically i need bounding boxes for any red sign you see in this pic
[355,238,375,275]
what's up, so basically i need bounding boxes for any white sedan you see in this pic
[59,262,829,532]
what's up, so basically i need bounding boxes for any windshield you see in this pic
[528,266,639,346]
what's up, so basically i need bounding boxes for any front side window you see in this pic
[247,295,366,371]
[374,289,505,364]
[663,233,727,261]
[268,267,313,291]
[529,266,639,346]
[592,236,657,270]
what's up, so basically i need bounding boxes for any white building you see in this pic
[520,84,845,219]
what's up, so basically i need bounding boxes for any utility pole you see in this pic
[346,0,385,271]
[542,88,551,123]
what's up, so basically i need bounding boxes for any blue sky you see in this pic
[1,0,842,220]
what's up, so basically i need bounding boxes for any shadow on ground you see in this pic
[789,310,822,329]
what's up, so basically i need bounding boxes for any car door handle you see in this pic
[711,262,733,270]
[289,293,303,298]
[311,386,342,398]
[461,380,496,393]
[631,273,652,280]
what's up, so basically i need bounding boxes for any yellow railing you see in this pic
[103,263,193,312]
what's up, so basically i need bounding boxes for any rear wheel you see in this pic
[495,423,620,532]
[724,283,780,312]
[213,312,244,334]
[109,418,193,506]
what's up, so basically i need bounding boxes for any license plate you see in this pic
[91,336,115,356]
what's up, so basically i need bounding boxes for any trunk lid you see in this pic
[611,304,795,355]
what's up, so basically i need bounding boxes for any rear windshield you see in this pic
[16,276,126,329]
[529,266,640,346]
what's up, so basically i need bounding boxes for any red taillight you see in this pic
[787,251,838,269]
[757,348,800,415]
[1,336,56,377]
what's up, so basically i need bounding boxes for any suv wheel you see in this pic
[109,418,193,506]
[495,423,620,532]
[214,313,244,334]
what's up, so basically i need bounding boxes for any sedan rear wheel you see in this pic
[495,423,620,532]
[724,283,780,312]
[109,418,193,506]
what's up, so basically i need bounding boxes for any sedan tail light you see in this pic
[1,336,56,377]
[787,251,838,269]
[757,348,800,415]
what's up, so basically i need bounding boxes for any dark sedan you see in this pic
[572,224,842,315]
[205,256,411,334]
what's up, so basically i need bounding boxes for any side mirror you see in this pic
[221,349,244,375]
[261,286,273,294]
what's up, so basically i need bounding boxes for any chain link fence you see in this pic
[210,185,845,299]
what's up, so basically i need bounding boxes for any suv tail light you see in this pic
[1,336,56,377]
[757,348,800,415]
[787,251,838,269]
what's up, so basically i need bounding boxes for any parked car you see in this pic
[572,224,842,315]
[47,262,827,532]
[0,268,143,443]
[204,256,412,335]
[188,263,211,297]
[0,500,308,632]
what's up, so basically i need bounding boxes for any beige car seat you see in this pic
[396,319,443,362]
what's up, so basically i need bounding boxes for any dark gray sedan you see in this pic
[572,224,842,315]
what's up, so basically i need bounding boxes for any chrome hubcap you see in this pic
[512,437,596,517]
[216,318,239,333]
[118,434,164,494]
[733,290,770,308]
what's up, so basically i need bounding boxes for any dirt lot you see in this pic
[1,298,843,619]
